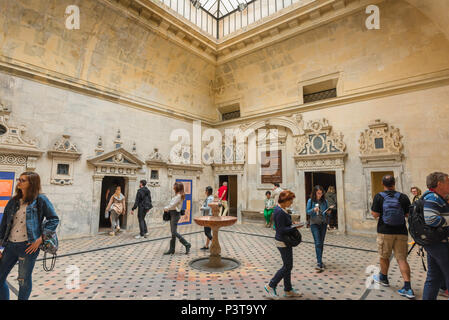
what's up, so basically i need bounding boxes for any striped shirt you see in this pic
[423,191,449,227]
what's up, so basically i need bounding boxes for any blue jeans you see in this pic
[422,242,449,300]
[0,241,40,300]
[311,223,327,267]
[269,246,293,292]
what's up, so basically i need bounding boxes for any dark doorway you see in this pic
[305,171,337,226]
[99,176,127,232]
[218,175,238,217]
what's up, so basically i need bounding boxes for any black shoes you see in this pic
[200,246,209,250]
[185,243,191,254]
[164,250,174,255]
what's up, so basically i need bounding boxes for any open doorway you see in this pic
[218,175,238,217]
[305,171,337,228]
[99,176,127,233]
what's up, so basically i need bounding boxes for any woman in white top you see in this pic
[163,182,191,255]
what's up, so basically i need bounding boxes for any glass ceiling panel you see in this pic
[198,0,252,18]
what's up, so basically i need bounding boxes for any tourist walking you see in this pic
[200,186,214,250]
[264,190,303,299]
[106,185,126,236]
[0,171,59,300]
[421,172,449,300]
[217,182,228,216]
[325,186,338,230]
[264,191,275,228]
[163,182,191,255]
[371,175,415,299]
[131,180,153,239]
[307,185,333,272]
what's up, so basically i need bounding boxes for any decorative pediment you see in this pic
[48,135,82,159]
[295,118,346,156]
[0,113,43,157]
[87,147,144,176]
[293,118,346,170]
[359,120,403,164]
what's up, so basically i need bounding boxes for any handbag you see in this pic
[180,209,185,216]
[163,211,170,221]
[36,196,58,272]
[282,228,302,247]
[310,214,325,225]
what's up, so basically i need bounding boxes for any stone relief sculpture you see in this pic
[359,119,403,162]
[295,118,346,156]
[48,135,82,185]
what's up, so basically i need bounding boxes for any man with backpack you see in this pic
[371,175,414,299]
[419,172,449,300]
[131,180,153,239]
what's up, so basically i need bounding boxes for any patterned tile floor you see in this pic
[4,223,445,300]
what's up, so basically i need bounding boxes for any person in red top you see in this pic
[217,182,228,216]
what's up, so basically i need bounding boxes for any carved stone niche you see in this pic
[48,135,82,186]
[359,119,403,164]
[0,105,43,170]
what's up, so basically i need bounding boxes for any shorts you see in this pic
[377,233,408,261]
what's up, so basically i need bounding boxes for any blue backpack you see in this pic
[380,192,405,226]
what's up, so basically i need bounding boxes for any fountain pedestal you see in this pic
[191,198,239,272]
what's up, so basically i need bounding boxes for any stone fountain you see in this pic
[189,197,240,272]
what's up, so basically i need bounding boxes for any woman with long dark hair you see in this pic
[0,172,59,300]
[264,190,303,299]
[163,182,191,255]
[307,185,333,272]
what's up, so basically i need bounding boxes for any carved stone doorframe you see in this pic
[293,118,347,233]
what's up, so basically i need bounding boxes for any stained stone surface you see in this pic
[5,224,444,300]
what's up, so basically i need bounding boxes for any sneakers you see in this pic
[115,226,121,233]
[439,289,449,298]
[372,274,389,287]
[398,288,415,299]
[144,233,149,238]
[264,284,279,299]
[284,288,303,298]
[315,264,324,273]
[109,231,115,236]
[135,235,143,239]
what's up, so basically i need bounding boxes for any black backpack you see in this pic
[408,197,449,246]
[142,190,153,211]
[282,228,302,247]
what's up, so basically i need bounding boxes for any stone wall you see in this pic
[0,72,215,239]
[0,0,217,122]
[215,0,449,117]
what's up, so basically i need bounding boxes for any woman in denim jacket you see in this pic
[0,171,59,300]
[307,185,333,273]
[200,186,214,250]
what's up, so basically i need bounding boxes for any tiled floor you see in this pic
[5,223,445,300]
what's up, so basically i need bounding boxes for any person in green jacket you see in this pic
[264,191,275,228]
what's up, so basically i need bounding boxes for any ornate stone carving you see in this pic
[114,129,123,149]
[295,118,346,156]
[48,135,81,159]
[359,119,403,163]
[0,114,42,156]
[95,137,104,155]
[147,148,165,162]
[0,100,11,115]
[294,118,346,170]
[0,154,27,165]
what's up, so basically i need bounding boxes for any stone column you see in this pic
[127,176,138,232]
[237,173,243,224]
[297,169,307,223]
[91,174,104,236]
[335,168,346,234]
